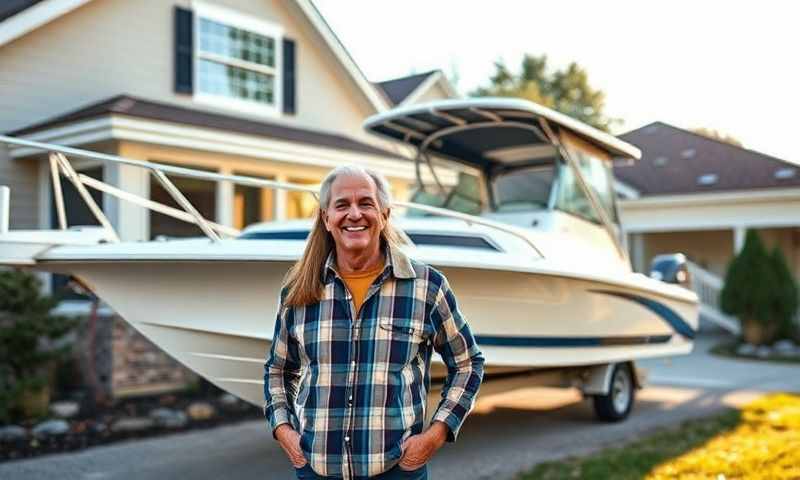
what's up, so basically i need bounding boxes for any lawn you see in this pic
[517,393,800,480]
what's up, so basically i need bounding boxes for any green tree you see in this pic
[471,54,619,132]
[769,247,799,339]
[720,230,795,344]
[0,270,77,421]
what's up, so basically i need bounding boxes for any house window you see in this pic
[193,3,282,115]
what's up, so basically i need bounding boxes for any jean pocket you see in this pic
[294,463,316,479]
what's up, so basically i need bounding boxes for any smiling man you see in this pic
[264,165,485,479]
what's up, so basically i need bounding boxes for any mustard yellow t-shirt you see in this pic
[340,262,384,315]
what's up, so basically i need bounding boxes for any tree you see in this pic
[720,230,795,344]
[470,54,619,132]
[0,270,77,420]
[691,128,743,147]
[770,247,799,339]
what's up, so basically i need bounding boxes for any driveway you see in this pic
[2,331,797,480]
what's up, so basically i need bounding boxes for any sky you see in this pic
[314,1,800,164]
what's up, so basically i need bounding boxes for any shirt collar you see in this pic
[323,242,416,283]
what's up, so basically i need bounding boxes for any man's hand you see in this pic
[398,421,448,470]
[275,424,307,468]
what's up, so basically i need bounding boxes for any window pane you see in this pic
[494,165,554,212]
[555,161,599,223]
[197,59,274,104]
[198,18,275,67]
[150,167,216,239]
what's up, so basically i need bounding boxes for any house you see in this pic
[617,121,800,282]
[0,0,457,398]
[0,0,457,245]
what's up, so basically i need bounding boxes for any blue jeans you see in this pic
[295,463,428,479]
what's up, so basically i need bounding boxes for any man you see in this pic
[264,165,484,479]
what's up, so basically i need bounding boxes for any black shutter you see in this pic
[282,38,296,114]
[174,7,194,94]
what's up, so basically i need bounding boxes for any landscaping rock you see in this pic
[50,400,81,419]
[773,340,796,354]
[187,402,216,421]
[32,419,70,438]
[149,407,188,429]
[0,425,27,442]
[219,393,241,410]
[737,343,757,356]
[756,346,772,358]
[111,417,155,433]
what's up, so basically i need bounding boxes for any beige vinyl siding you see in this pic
[0,145,39,229]
[0,0,383,146]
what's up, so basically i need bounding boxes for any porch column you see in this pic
[733,226,746,253]
[274,173,287,221]
[106,163,148,241]
[629,232,646,273]
[216,166,234,227]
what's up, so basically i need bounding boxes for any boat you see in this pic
[0,98,699,421]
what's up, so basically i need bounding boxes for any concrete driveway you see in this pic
[2,332,797,480]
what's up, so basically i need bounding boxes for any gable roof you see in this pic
[0,0,45,22]
[0,0,389,113]
[616,121,800,196]
[7,95,404,160]
[374,70,440,106]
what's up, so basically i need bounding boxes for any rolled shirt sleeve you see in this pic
[429,275,485,442]
[263,291,303,438]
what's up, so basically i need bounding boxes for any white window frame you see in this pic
[192,1,283,117]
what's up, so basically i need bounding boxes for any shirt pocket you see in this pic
[378,318,426,371]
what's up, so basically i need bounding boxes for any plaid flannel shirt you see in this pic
[264,244,484,479]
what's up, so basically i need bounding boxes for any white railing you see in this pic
[686,261,741,334]
[0,135,545,257]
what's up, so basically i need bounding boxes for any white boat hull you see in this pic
[38,256,698,408]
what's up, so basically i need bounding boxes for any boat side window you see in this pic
[492,165,555,212]
[555,149,618,224]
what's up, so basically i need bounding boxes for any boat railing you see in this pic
[0,135,545,257]
[685,260,740,334]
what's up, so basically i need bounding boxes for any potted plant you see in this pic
[720,230,783,345]
[0,269,77,420]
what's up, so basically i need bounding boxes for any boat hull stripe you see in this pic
[590,289,696,339]
[474,334,672,347]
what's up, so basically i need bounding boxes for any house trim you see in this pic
[0,0,92,47]
[11,115,428,180]
[290,0,389,113]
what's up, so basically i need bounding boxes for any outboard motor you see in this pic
[649,253,690,288]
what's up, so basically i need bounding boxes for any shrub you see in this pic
[770,247,800,339]
[0,269,77,421]
[720,230,797,344]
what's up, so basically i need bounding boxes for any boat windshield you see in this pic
[492,164,555,212]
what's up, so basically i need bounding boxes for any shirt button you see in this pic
[351,361,356,368]
[348,395,353,405]
[344,436,351,443]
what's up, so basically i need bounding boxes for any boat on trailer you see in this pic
[0,98,698,421]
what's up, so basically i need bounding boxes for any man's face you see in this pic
[322,173,388,257]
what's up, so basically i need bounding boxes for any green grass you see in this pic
[516,409,741,480]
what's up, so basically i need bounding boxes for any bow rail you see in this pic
[0,134,544,257]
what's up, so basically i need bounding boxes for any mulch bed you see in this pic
[0,386,263,463]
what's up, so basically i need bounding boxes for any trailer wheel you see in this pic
[592,363,634,421]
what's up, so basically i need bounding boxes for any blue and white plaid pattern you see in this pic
[264,245,484,479]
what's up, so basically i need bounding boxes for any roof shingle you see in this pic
[616,122,800,196]
[373,70,438,106]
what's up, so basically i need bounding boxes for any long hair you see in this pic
[283,165,408,307]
